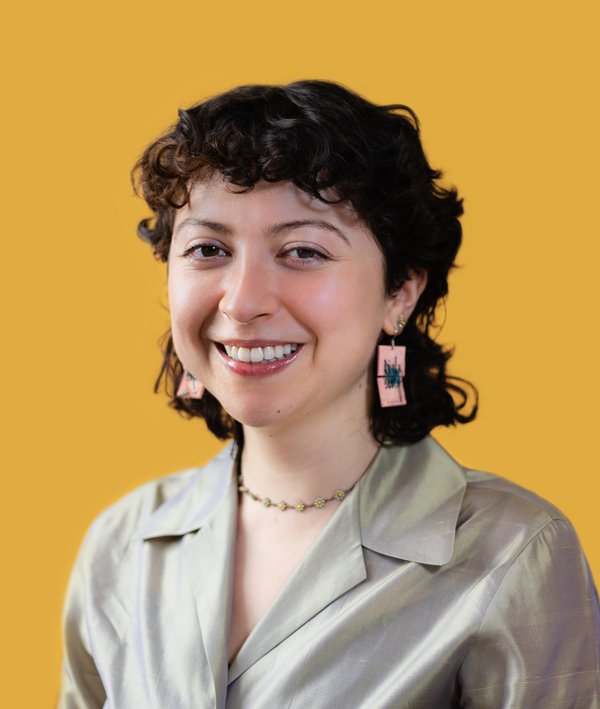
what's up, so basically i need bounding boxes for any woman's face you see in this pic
[168,175,418,432]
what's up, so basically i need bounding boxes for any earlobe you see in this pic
[383,270,428,335]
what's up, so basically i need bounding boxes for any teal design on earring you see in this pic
[384,359,402,389]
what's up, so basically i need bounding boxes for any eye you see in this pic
[182,242,229,261]
[283,246,330,263]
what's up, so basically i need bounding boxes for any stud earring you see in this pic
[376,314,407,407]
[176,370,205,399]
[390,313,407,348]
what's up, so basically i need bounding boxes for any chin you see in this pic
[223,398,298,431]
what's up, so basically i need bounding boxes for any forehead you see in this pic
[173,175,366,233]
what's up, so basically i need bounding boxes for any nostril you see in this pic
[219,270,278,324]
[220,307,275,325]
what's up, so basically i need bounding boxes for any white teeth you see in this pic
[222,343,299,363]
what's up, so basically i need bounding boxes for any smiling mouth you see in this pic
[220,343,300,363]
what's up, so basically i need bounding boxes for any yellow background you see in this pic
[2,0,598,704]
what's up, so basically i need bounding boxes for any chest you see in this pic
[90,499,500,708]
[228,506,334,663]
[225,550,482,708]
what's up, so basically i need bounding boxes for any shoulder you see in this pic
[461,466,570,544]
[396,436,586,568]
[451,462,589,581]
[455,476,600,701]
[463,465,565,525]
[465,466,564,519]
[77,444,235,566]
[362,437,585,567]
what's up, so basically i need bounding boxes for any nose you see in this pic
[218,254,279,325]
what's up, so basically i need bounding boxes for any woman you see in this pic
[59,81,600,707]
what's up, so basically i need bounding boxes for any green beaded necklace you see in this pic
[237,472,356,512]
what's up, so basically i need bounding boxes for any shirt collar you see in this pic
[135,444,237,541]
[358,436,467,565]
[135,436,467,567]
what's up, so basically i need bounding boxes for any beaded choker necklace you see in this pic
[237,473,356,512]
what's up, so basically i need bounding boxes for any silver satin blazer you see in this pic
[59,437,600,708]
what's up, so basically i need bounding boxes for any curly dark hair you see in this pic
[131,79,478,445]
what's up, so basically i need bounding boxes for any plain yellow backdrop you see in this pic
[2,0,598,704]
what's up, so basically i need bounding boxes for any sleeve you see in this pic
[458,518,600,708]
[57,529,107,709]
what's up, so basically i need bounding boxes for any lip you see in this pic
[215,342,304,377]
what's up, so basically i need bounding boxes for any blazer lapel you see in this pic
[228,486,366,683]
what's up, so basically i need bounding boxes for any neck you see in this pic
[239,409,380,506]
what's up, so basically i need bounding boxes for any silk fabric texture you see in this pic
[59,438,600,708]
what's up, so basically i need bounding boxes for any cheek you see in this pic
[288,268,386,343]
[293,278,348,327]
[168,274,210,347]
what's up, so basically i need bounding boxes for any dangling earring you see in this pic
[376,314,407,407]
[176,369,205,399]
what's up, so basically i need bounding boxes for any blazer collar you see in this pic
[358,436,467,565]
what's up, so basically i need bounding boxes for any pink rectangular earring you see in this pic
[176,370,205,399]
[377,314,407,407]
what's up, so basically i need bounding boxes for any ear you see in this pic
[382,269,428,336]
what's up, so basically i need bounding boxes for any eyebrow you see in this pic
[173,217,350,245]
[174,218,232,237]
[266,219,350,245]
